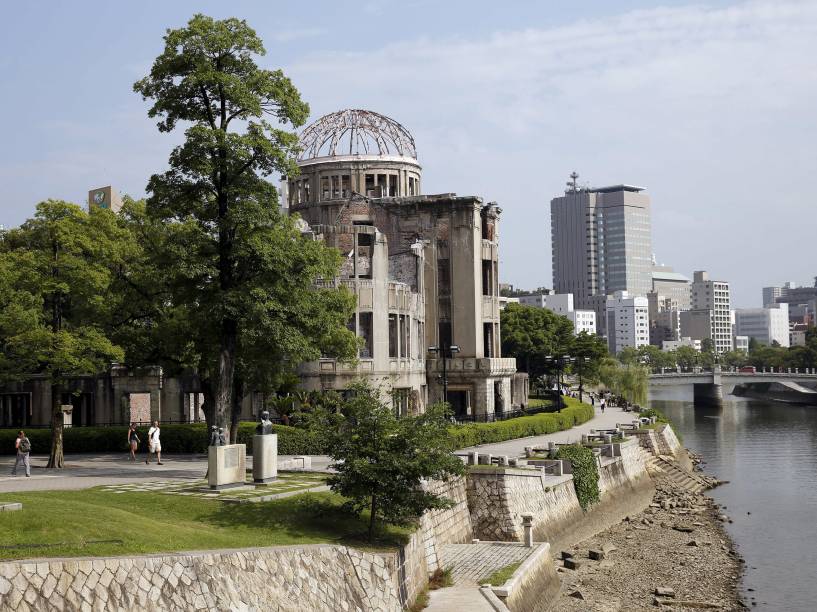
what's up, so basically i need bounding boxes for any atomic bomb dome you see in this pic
[297,109,417,163]
[288,109,422,207]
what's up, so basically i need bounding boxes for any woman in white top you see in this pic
[145,420,163,465]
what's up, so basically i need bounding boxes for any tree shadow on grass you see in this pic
[208,492,411,551]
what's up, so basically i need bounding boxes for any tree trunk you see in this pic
[229,374,243,444]
[368,495,378,542]
[214,317,237,441]
[46,382,64,468]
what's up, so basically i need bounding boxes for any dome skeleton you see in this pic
[298,109,417,161]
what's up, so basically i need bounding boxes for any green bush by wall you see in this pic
[447,397,594,449]
[556,444,600,510]
[0,422,322,456]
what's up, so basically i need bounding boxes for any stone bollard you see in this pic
[468,451,478,465]
[478,453,492,465]
[581,434,588,445]
[524,446,534,458]
[604,434,613,444]
[521,513,534,548]
[548,441,557,459]
[508,458,518,467]
[497,455,509,466]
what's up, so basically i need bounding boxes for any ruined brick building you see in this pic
[288,109,525,417]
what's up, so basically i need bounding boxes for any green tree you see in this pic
[134,15,356,439]
[673,346,699,370]
[0,202,126,467]
[325,386,465,540]
[598,358,648,405]
[570,331,609,400]
[500,304,574,381]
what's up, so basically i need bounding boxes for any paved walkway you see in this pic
[457,403,634,457]
[0,454,332,493]
[440,542,536,585]
[425,586,494,612]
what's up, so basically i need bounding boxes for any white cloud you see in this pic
[287,0,817,306]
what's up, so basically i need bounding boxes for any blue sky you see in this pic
[1,0,815,307]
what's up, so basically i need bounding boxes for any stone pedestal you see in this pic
[208,444,247,490]
[252,434,278,483]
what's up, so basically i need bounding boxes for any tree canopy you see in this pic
[500,303,576,381]
[0,202,127,466]
[134,14,357,438]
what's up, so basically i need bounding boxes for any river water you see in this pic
[650,386,817,611]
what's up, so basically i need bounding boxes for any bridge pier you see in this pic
[693,383,723,407]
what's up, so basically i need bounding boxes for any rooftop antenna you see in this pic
[566,171,580,193]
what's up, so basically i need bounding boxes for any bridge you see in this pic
[649,368,817,405]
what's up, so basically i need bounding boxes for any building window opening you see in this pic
[320,176,330,200]
[408,177,416,196]
[341,175,351,198]
[484,322,494,358]
[400,314,409,358]
[359,312,373,358]
[365,174,375,196]
[303,180,310,202]
[388,175,398,197]
[393,388,410,418]
[482,260,494,296]
[331,175,340,199]
[438,321,452,351]
[389,314,398,358]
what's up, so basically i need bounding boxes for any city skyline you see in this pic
[2,1,817,307]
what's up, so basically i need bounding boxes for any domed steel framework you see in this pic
[298,109,417,161]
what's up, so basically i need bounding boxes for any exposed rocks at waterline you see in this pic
[551,457,743,611]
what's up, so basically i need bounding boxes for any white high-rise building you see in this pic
[605,291,649,354]
[518,293,596,336]
[550,176,652,334]
[735,303,790,347]
[686,271,733,353]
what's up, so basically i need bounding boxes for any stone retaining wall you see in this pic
[0,544,402,612]
[489,543,560,612]
[466,437,656,553]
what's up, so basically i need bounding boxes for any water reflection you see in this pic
[649,385,817,610]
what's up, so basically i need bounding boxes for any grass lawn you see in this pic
[0,488,411,560]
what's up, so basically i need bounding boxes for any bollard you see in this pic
[478,453,492,465]
[469,451,478,465]
[581,434,588,445]
[548,441,557,459]
[524,446,533,458]
[508,458,518,467]
[497,455,509,466]
[604,434,613,444]
[521,513,534,548]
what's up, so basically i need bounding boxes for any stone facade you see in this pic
[289,109,520,418]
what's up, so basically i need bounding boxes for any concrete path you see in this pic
[0,454,332,493]
[425,585,494,612]
[457,403,635,458]
[440,542,536,585]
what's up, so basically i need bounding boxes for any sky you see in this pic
[1,0,816,308]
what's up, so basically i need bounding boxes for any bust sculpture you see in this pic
[209,425,227,447]
[256,410,274,435]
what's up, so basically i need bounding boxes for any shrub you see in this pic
[0,422,327,456]
[556,444,600,510]
[447,397,594,448]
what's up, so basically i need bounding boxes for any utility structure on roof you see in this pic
[287,109,526,418]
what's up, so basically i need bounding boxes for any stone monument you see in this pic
[207,426,247,490]
[252,410,278,484]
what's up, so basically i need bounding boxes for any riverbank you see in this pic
[550,451,744,611]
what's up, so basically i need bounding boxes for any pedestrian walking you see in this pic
[590,395,595,406]
[127,423,140,461]
[145,420,163,465]
[12,430,31,477]
[600,399,606,414]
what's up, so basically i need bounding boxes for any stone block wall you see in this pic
[0,545,403,612]
[417,476,473,571]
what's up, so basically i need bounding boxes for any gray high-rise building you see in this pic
[551,175,653,333]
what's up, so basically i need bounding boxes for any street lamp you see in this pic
[545,354,574,410]
[428,344,461,407]
[576,356,591,403]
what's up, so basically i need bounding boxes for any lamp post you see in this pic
[576,356,590,403]
[428,344,461,407]
[545,354,574,410]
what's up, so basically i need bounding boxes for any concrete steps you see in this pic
[645,455,710,494]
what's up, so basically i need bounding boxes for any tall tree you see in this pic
[0,202,125,467]
[134,15,356,438]
[500,303,575,381]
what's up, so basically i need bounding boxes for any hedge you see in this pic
[448,397,595,449]
[0,422,324,456]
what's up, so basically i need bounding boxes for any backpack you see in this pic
[19,437,31,453]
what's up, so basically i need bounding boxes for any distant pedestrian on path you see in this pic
[145,421,163,465]
[127,423,140,461]
[12,430,31,477]
[600,399,606,414]
[590,395,595,406]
